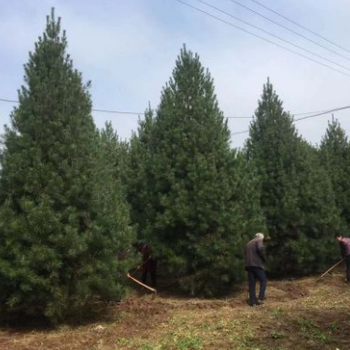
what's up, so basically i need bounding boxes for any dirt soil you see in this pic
[0,271,350,350]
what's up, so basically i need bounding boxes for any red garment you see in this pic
[340,237,350,256]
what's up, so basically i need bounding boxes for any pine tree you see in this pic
[292,141,341,272]
[92,122,136,303]
[0,10,133,322]
[320,118,350,229]
[133,46,265,295]
[125,108,157,237]
[246,79,340,275]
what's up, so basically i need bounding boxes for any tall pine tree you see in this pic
[320,118,350,230]
[246,79,340,275]
[0,10,133,322]
[131,46,265,295]
[125,108,157,237]
[91,123,135,305]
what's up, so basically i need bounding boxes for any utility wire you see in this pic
[228,108,340,120]
[226,116,252,119]
[0,97,251,119]
[1,97,349,121]
[294,105,350,121]
[0,98,145,116]
[194,0,350,73]
[175,0,350,78]
[223,0,350,63]
[93,108,144,115]
[0,98,18,103]
[247,0,350,55]
[293,109,328,116]
[231,105,350,136]
[0,97,248,120]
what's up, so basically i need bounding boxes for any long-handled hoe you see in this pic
[316,259,344,281]
[126,259,157,296]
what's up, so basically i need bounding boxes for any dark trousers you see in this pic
[141,260,157,287]
[246,266,267,304]
[346,255,350,282]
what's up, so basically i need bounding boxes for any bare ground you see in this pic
[1,271,350,350]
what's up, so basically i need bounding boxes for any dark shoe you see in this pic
[247,299,257,307]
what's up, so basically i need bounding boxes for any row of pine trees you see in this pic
[0,11,349,322]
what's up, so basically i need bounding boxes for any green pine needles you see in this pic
[0,10,134,323]
[246,79,341,276]
[0,8,348,322]
[128,46,265,296]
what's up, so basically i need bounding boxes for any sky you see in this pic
[0,0,350,148]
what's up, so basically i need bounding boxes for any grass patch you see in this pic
[1,276,350,350]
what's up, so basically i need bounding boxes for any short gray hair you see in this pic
[255,233,264,239]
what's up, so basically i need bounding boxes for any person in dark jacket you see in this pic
[245,233,267,306]
[139,243,157,288]
[336,235,350,282]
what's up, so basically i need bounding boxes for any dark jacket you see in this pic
[139,244,157,272]
[245,237,266,269]
[340,237,350,257]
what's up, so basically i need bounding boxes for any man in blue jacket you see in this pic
[245,233,267,306]
[336,235,350,283]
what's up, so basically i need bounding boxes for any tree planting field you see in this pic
[1,272,349,350]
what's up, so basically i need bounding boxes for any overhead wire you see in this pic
[175,0,350,78]
[292,109,328,116]
[92,108,144,115]
[0,98,145,116]
[1,97,349,122]
[0,97,248,119]
[223,0,350,63]
[230,105,350,136]
[294,105,350,121]
[193,0,350,73]
[247,0,350,55]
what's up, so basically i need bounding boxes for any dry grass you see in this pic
[1,271,350,350]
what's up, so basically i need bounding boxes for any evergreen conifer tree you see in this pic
[320,118,350,229]
[92,122,135,302]
[133,46,265,295]
[125,109,157,236]
[246,79,340,275]
[0,10,133,322]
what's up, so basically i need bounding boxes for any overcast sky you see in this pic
[1,0,350,148]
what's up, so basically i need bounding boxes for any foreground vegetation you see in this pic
[1,272,349,350]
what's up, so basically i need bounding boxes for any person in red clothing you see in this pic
[336,235,350,283]
[138,243,157,288]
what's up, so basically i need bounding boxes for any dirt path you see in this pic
[0,273,349,350]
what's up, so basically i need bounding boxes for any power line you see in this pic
[0,98,145,116]
[194,0,350,73]
[231,105,350,136]
[0,98,18,103]
[92,108,144,115]
[175,0,350,78]
[293,109,328,116]
[223,0,350,63]
[0,97,250,119]
[294,105,350,121]
[247,0,350,55]
[230,129,250,135]
[228,117,252,119]
[0,97,251,119]
[1,97,349,121]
